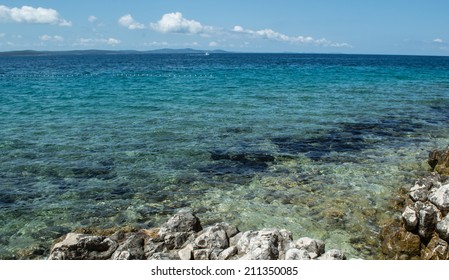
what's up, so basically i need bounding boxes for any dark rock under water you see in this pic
[272,118,424,162]
[199,150,275,179]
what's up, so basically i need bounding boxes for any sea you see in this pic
[1,52,449,259]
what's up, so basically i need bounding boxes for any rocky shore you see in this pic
[48,147,449,260]
[48,209,346,260]
[380,148,449,260]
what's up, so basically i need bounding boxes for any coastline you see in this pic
[48,209,346,260]
[380,147,449,259]
[44,147,449,260]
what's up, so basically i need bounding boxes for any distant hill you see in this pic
[0,48,230,56]
[144,48,228,54]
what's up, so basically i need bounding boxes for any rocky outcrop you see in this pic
[49,233,119,260]
[49,209,346,260]
[380,148,449,259]
[381,169,449,259]
[428,148,449,176]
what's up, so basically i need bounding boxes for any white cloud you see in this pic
[233,25,310,43]
[144,41,169,47]
[0,5,71,26]
[77,37,121,46]
[151,12,206,34]
[433,38,444,43]
[232,25,351,47]
[118,14,145,30]
[232,25,244,33]
[329,42,352,48]
[0,33,5,38]
[39,34,64,42]
[88,15,97,23]
[209,41,218,47]
[106,38,121,45]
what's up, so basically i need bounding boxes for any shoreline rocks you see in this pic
[49,209,346,260]
[49,147,449,260]
[380,147,449,260]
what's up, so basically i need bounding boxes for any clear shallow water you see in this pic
[1,53,449,259]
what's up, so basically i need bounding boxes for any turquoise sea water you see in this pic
[1,53,449,259]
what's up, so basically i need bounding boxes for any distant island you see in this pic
[0,48,230,56]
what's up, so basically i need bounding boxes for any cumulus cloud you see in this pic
[433,38,444,43]
[122,11,350,49]
[118,14,145,30]
[232,25,351,47]
[39,34,64,42]
[0,5,71,26]
[151,12,207,34]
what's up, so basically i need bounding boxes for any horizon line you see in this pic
[0,48,448,58]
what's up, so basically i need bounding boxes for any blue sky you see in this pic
[0,0,448,55]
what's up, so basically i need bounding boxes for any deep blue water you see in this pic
[1,53,449,259]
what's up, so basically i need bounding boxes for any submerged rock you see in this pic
[428,148,449,176]
[319,249,347,260]
[380,221,421,259]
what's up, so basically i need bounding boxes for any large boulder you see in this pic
[402,206,418,231]
[428,184,449,211]
[218,246,238,260]
[158,209,202,236]
[194,225,229,250]
[49,233,118,260]
[111,233,145,260]
[437,215,449,241]
[237,229,283,260]
[418,203,438,239]
[292,237,325,259]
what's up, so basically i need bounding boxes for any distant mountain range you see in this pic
[0,48,230,56]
